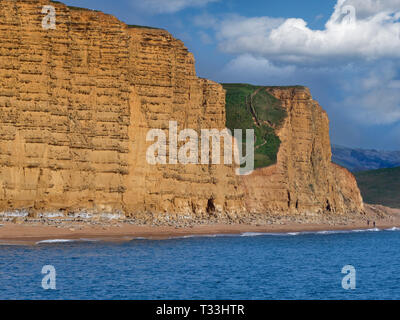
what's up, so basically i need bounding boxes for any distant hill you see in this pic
[332,145,400,172]
[355,167,400,208]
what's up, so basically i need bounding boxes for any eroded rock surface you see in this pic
[241,87,363,215]
[0,0,363,221]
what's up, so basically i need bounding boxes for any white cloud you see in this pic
[190,1,400,146]
[210,0,400,65]
[340,62,400,124]
[218,56,400,126]
[217,15,285,40]
[133,0,219,14]
[223,54,296,78]
[193,13,219,28]
[343,0,400,18]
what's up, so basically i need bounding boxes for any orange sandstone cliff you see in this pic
[0,0,363,220]
[241,87,364,216]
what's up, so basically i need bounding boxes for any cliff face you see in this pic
[0,0,363,219]
[124,27,244,218]
[241,88,363,215]
[0,0,244,218]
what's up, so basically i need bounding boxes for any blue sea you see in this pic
[0,228,399,300]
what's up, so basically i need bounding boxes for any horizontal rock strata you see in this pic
[0,0,363,221]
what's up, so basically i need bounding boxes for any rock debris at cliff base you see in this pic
[0,0,364,220]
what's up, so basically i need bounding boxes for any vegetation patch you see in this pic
[222,83,288,169]
[355,167,400,208]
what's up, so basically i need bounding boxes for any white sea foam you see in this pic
[36,238,105,244]
[315,228,382,235]
[317,230,340,235]
[240,232,267,237]
[385,227,400,231]
[352,228,381,233]
[183,234,224,239]
[316,230,364,235]
[36,239,75,244]
[242,228,391,237]
[168,234,237,240]
[30,227,400,245]
[241,231,303,237]
[180,227,398,239]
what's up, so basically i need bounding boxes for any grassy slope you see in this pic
[42,3,292,169]
[355,167,400,208]
[222,84,288,169]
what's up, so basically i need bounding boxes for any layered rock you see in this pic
[0,0,244,218]
[0,0,363,220]
[241,87,363,215]
[124,27,244,218]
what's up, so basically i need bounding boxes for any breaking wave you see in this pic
[36,238,101,245]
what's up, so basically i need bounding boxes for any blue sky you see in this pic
[61,0,400,151]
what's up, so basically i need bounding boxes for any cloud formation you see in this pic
[343,0,400,18]
[212,0,400,65]
[194,0,400,128]
[219,54,296,84]
[340,62,400,125]
[133,0,219,14]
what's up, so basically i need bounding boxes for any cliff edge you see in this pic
[0,0,363,221]
[240,87,363,215]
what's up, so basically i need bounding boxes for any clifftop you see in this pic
[238,86,363,215]
[0,0,243,219]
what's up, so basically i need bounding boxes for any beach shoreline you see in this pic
[1,219,399,245]
[1,204,399,245]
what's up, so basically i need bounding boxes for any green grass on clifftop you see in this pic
[222,83,288,169]
[355,166,400,208]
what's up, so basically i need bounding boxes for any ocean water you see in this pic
[0,228,399,300]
